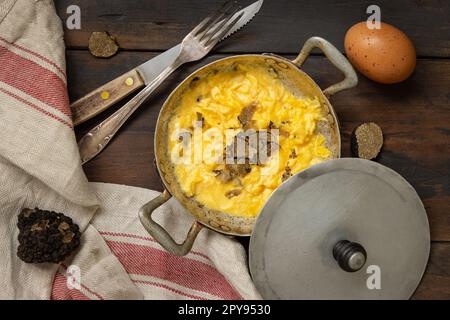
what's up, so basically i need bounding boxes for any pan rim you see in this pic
[154,53,342,236]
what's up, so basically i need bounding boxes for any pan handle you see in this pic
[292,37,358,97]
[139,190,204,256]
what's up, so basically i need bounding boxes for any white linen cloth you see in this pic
[0,0,260,300]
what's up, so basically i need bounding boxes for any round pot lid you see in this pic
[249,158,430,299]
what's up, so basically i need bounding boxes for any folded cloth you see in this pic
[0,0,261,300]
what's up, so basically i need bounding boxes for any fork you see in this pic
[78,1,243,163]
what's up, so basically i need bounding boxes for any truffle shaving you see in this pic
[351,122,384,160]
[225,189,242,199]
[238,102,257,129]
[88,31,119,58]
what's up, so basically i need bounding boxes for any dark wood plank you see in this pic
[60,0,450,301]
[413,242,450,299]
[55,0,450,57]
[67,50,450,241]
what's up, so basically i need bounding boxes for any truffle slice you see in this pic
[281,166,292,182]
[88,31,119,58]
[225,189,242,199]
[214,163,251,184]
[17,208,81,264]
[238,101,257,129]
[351,122,383,160]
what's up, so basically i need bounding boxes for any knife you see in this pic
[71,0,263,126]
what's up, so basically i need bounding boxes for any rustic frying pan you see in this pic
[139,37,358,256]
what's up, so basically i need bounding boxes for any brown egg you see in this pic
[345,22,416,84]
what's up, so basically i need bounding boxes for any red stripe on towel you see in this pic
[99,231,212,261]
[133,280,208,300]
[51,272,90,300]
[105,240,242,300]
[0,36,67,78]
[0,87,73,128]
[0,45,71,118]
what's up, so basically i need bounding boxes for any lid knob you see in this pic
[333,240,367,272]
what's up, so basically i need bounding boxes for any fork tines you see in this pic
[191,1,241,41]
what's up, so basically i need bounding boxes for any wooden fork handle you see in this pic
[70,69,145,126]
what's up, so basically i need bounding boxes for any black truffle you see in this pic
[351,122,384,160]
[88,31,119,58]
[17,208,81,264]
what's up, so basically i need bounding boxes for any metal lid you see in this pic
[249,158,430,299]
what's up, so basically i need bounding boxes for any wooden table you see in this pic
[55,0,450,299]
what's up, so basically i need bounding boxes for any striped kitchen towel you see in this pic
[0,0,260,300]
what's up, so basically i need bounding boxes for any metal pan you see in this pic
[139,37,358,256]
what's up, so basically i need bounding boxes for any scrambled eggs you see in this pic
[168,63,331,218]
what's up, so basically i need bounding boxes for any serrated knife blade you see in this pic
[136,0,263,84]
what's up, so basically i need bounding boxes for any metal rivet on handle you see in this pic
[100,91,110,100]
[125,77,134,86]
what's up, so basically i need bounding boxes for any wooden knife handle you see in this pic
[70,69,145,126]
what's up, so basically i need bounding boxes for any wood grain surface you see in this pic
[55,0,450,57]
[57,0,450,299]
